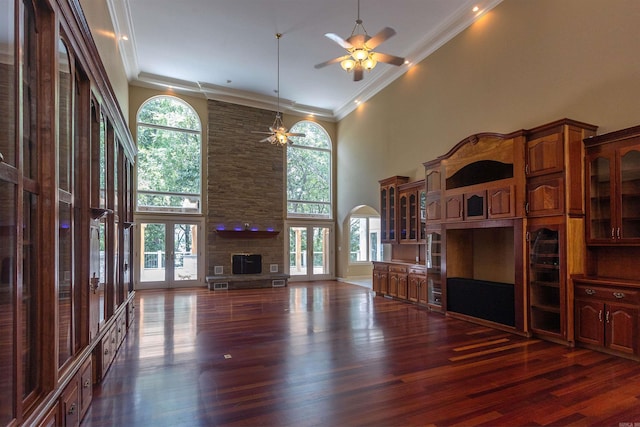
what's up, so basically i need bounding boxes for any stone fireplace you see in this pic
[206,100,287,287]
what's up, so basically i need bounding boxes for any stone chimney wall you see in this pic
[206,100,285,276]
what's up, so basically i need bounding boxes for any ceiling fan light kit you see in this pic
[315,0,405,81]
[252,33,305,146]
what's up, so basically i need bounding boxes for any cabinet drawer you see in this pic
[389,265,408,273]
[373,263,389,272]
[575,285,639,304]
[409,266,426,275]
[60,380,80,427]
[79,357,93,418]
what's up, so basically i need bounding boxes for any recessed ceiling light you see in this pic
[120,35,129,41]
[472,6,480,12]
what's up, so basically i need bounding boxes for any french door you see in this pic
[287,222,334,281]
[135,217,204,289]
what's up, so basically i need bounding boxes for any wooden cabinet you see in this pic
[60,380,80,427]
[585,128,640,244]
[79,358,93,419]
[528,222,565,338]
[525,120,597,218]
[373,263,389,295]
[574,279,639,356]
[525,132,564,177]
[408,266,428,306]
[388,265,408,299]
[526,176,564,217]
[488,186,515,218]
[379,176,409,243]
[2,0,136,424]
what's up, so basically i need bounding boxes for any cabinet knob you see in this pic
[585,288,596,295]
[598,310,603,322]
[68,403,76,415]
[611,228,615,239]
[606,311,610,323]
[84,378,91,388]
[617,228,621,239]
[613,292,625,299]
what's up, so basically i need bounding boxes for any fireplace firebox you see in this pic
[232,254,262,275]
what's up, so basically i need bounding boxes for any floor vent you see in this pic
[272,279,286,288]
[212,282,229,291]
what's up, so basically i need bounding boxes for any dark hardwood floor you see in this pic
[81,281,640,427]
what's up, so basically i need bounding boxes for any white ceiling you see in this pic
[106,0,502,120]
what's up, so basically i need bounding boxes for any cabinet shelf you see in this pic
[531,304,561,314]
[531,281,560,288]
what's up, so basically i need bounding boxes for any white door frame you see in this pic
[286,221,334,282]
[134,214,204,289]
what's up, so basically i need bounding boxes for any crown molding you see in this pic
[106,0,138,80]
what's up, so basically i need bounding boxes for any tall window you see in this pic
[349,216,381,263]
[136,96,201,213]
[287,121,331,218]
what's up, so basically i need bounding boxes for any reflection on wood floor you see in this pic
[81,281,640,427]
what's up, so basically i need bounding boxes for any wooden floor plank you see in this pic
[81,281,640,426]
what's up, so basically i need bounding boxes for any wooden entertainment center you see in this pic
[373,119,640,360]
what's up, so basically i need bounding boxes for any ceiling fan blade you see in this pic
[252,130,273,135]
[353,65,364,82]
[372,52,405,66]
[287,133,306,137]
[314,55,351,69]
[259,136,274,143]
[346,33,369,48]
[325,33,352,49]
[366,27,396,49]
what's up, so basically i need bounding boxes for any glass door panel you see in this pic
[620,149,640,239]
[288,223,333,281]
[528,225,562,337]
[140,223,166,283]
[588,155,612,240]
[289,226,307,277]
[137,220,202,289]
[313,227,330,275]
[173,223,198,281]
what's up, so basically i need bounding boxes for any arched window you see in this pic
[286,121,332,218]
[136,96,201,213]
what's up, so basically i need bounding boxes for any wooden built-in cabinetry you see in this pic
[0,0,136,425]
[572,125,640,360]
[574,278,639,357]
[379,176,409,243]
[375,119,600,342]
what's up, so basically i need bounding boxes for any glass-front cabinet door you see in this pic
[587,152,612,242]
[619,147,640,241]
[426,228,442,310]
[528,224,564,338]
[587,146,640,244]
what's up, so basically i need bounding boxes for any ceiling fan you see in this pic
[253,33,306,146]
[315,0,405,81]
